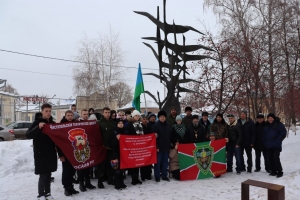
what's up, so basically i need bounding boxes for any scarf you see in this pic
[173,124,186,138]
[133,122,144,135]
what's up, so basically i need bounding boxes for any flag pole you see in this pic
[143,92,148,114]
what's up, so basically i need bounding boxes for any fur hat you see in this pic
[125,110,131,115]
[267,113,276,119]
[256,113,265,118]
[131,110,141,117]
[175,115,182,121]
[227,114,234,118]
[192,115,199,120]
[185,106,192,112]
[147,113,156,120]
[240,110,247,115]
[170,106,177,111]
[202,111,209,116]
[158,110,167,118]
[216,113,224,119]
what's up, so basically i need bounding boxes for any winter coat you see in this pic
[26,117,57,175]
[151,120,171,152]
[170,124,189,145]
[198,119,211,141]
[182,115,193,127]
[237,118,256,146]
[166,114,177,127]
[98,117,116,149]
[142,123,152,134]
[227,120,243,146]
[187,124,207,143]
[147,121,156,131]
[111,127,127,161]
[254,121,266,150]
[125,116,144,135]
[169,148,179,172]
[210,119,228,140]
[263,120,286,150]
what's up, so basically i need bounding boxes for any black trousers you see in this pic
[38,173,51,196]
[255,148,270,171]
[171,169,180,180]
[267,148,283,173]
[140,165,152,179]
[78,168,91,183]
[96,151,115,182]
[62,159,75,188]
[241,146,253,170]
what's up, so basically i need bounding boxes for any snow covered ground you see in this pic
[1,132,300,200]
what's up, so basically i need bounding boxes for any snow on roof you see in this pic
[118,101,159,110]
[0,91,18,97]
[17,104,40,112]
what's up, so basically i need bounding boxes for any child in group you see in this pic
[111,119,127,190]
[169,143,180,180]
[152,110,171,182]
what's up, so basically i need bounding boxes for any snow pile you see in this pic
[0,133,300,200]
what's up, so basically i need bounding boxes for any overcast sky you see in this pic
[0,0,219,104]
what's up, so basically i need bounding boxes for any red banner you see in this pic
[43,121,106,170]
[119,133,157,169]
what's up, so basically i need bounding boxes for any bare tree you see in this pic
[108,81,133,108]
[2,83,19,95]
[73,27,125,105]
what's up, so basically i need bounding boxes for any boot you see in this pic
[70,186,79,194]
[79,182,86,192]
[64,187,72,196]
[85,176,96,189]
[131,174,142,185]
[97,178,104,189]
[107,176,115,185]
[114,173,121,190]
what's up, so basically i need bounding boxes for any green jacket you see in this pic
[98,118,115,149]
[210,122,229,140]
[167,114,176,127]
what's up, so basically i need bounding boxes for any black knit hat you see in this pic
[267,113,276,119]
[115,118,124,126]
[192,115,199,120]
[125,110,131,115]
[216,113,223,118]
[147,113,156,120]
[158,110,167,118]
[170,106,177,111]
[256,113,265,118]
[227,114,234,118]
[185,106,192,112]
[202,111,209,116]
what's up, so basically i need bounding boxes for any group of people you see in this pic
[26,104,287,200]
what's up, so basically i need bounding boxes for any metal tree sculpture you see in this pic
[134,0,214,113]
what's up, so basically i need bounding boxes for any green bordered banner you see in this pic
[178,139,227,180]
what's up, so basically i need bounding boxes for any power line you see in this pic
[0,49,158,71]
[0,67,158,83]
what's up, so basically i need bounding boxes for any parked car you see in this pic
[0,125,15,141]
[6,121,32,139]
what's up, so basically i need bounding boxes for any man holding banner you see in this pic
[26,103,57,200]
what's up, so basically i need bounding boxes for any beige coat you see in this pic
[169,148,179,171]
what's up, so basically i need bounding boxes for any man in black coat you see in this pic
[199,112,211,141]
[58,110,80,196]
[226,114,243,175]
[182,106,193,127]
[152,110,171,182]
[254,114,270,173]
[237,110,256,173]
[187,115,207,143]
[26,103,57,200]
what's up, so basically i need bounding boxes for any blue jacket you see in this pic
[237,118,256,146]
[151,120,171,152]
[263,121,286,149]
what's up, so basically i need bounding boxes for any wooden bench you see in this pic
[241,179,285,200]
